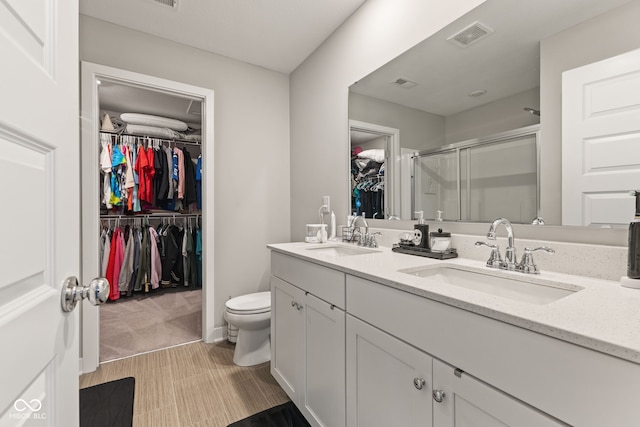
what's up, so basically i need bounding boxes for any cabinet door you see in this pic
[432,359,563,427]
[302,293,346,427]
[347,315,432,427]
[271,276,305,400]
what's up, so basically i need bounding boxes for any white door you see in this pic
[346,316,432,427]
[302,293,345,427]
[270,277,305,400]
[562,48,640,226]
[432,359,563,426]
[0,1,82,425]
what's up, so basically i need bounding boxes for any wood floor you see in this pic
[80,340,290,426]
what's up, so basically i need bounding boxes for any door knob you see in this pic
[413,378,426,390]
[61,276,109,312]
[432,389,446,403]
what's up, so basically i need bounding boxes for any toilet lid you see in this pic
[226,292,271,314]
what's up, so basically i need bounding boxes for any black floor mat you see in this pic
[80,377,135,427]
[228,401,311,427]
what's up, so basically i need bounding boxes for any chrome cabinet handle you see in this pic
[61,276,109,312]
[291,301,303,310]
[432,389,446,403]
[413,378,426,390]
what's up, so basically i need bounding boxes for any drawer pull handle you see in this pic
[432,389,446,403]
[290,301,303,310]
[413,378,425,390]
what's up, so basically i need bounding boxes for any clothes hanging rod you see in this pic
[100,213,201,219]
[100,130,202,146]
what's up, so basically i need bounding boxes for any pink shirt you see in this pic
[174,147,185,200]
[149,227,162,289]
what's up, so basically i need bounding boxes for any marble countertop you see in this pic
[268,241,640,365]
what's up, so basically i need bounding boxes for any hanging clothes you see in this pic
[160,224,183,287]
[100,135,113,209]
[149,226,162,289]
[195,154,202,210]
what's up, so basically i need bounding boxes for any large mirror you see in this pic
[349,0,638,225]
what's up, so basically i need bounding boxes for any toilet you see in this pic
[224,291,271,366]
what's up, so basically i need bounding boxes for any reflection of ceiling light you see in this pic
[96,79,102,85]
[468,89,486,97]
[391,77,418,89]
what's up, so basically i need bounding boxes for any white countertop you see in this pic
[268,241,640,365]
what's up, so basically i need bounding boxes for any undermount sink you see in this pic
[306,245,380,256]
[399,265,582,305]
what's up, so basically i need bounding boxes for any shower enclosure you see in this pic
[413,125,539,224]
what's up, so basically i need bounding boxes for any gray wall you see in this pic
[290,0,486,240]
[349,92,445,150]
[80,15,291,332]
[445,88,540,144]
[540,0,640,225]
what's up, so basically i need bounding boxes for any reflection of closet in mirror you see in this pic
[413,125,538,224]
[349,120,400,219]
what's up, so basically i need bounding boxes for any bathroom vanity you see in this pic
[268,242,640,427]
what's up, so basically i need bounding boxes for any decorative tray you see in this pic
[392,244,458,260]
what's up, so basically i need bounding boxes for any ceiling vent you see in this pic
[151,0,178,8]
[391,77,418,89]
[447,21,493,48]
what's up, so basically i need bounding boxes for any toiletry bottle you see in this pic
[628,192,640,278]
[330,211,336,240]
[414,211,430,249]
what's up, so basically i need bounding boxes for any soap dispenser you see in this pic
[624,191,640,287]
[413,211,430,249]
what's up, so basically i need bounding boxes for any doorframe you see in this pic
[79,62,215,373]
[348,120,401,218]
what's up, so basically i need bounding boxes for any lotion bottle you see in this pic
[413,211,430,249]
[329,211,337,240]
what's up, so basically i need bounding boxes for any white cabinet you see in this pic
[302,292,345,427]
[271,276,305,398]
[432,359,562,427]
[346,315,432,427]
[346,314,562,427]
[271,251,640,426]
[270,254,345,427]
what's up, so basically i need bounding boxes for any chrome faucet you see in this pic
[478,217,555,274]
[348,213,371,246]
[487,218,517,270]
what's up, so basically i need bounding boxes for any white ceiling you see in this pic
[349,0,634,117]
[80,0,367,74]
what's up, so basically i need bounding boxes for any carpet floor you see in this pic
[100,288,202,362]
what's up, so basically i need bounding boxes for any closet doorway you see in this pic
[349,120,401,219]
[80,62,215,373]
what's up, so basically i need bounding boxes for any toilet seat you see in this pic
[225,291,271,315]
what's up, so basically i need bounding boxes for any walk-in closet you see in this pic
[96,80,205,362]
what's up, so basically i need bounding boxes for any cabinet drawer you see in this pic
[271,252,345,308]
